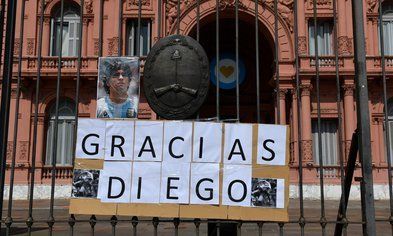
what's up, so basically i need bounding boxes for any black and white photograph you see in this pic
[97,57,140,119]
[72,169,100,198]
[251,178,277,207]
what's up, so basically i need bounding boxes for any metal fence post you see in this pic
[351,0,376,235]
[0,0,18,228]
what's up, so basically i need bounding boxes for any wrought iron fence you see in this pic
[0,0,392,235]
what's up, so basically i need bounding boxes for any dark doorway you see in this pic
[189,11,275,123]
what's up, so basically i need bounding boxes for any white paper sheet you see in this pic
[134,121,164,162]
[223,123,253,165]
[257,124,287,165]
[130,162,161,203]
[105,120,134,161]
[222,164,252,206]
[98,161,132,203]
[160,162,191,204]
[192,122,222,163]
[276,179,285,208]
[190,163,220,205]
[75,119,106,159]
[163,121,192,163]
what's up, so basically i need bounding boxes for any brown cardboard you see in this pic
[117,203,179,218]
[74,158,104,170]
[228,206,289,221]
[69,198,117,215]
[179,205,227,219]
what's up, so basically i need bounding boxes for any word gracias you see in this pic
[76,119,287,165]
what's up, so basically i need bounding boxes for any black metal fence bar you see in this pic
[378,0,393,234]
[48,0,65,234]
[351,0,376,234]
[0,0,17,228]
[215,0,220,121]
[235,0,240,122]
[332,0,347,234]
[254,0,260,123]
[118,0,123,57]
[273,0,280,123]
[26,0,45,234]
[312,0,327,234]
[5,0,26,235]
[293,0,305,235]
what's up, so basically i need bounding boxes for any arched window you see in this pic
[45,99,76,166]
[381,1,393,55]
[50,2,80,56]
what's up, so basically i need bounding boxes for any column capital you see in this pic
[342,84,355,97]
[300,84,313,97]
[279,89,287,99]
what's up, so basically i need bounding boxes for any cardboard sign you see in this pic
[71,119,290,221]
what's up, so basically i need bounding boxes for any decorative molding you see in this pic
[94,38,99,56]
[367,0,378,14]
[14,38,20,55]
[11,88,18,99]
[301,140,313,163]
[107,37,119,56]
[218,0,246,10]
[265,0,294,32]
[126,0,150,10]
[279,89,287,100]
[6,141,13,160]
[342,84,355,97]
[338,36,352,56]
[26,38,35,55]
[298,36,307,55]
[19,141,29,161]
[85,0,94,14]
[307,0,332,9]
[300,84,313,97]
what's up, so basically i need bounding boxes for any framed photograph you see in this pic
[97,57,140,118]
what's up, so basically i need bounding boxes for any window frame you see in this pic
[44,99,76,167]
[308,19,334,56]
[50,3,81,57]
[311,118,339,166]
[126,18,152,56]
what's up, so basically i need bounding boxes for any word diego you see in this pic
[76,119,287,165]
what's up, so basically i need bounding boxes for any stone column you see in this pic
[300,84,313,164]
[83,18,89,57]
[337,0,351,56]
[279,89,287,125]
[342,83,355,158]
[42,17,51,56]
[297,0,307,56]
[291,89,299,165]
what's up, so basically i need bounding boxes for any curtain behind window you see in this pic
[382,2,393,55]
[50,4,80,56]
[312,119,338,165]
[127,19,151,56]
[309,20,333,56]
[45,99,76,166]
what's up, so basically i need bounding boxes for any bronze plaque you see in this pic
[143,35,209,120]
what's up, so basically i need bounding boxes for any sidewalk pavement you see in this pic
[1,199,391,235]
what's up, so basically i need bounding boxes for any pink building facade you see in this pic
[3,0,393,199]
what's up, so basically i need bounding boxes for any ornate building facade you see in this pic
[3,0,393,199]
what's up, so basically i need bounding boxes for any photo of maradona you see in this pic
[96,57,140,119]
